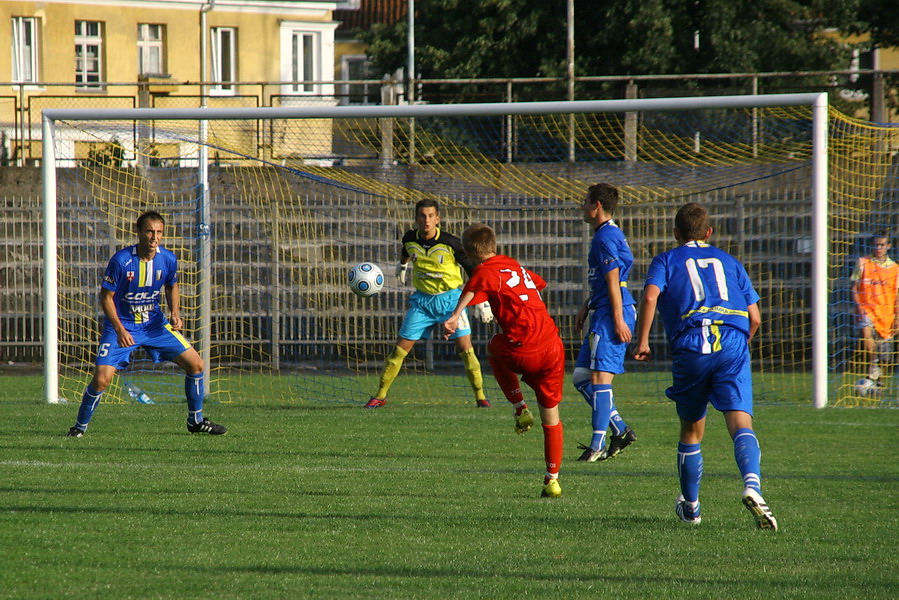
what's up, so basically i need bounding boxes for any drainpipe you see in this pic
[200,0,216,107]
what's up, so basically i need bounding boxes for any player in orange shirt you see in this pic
[443,223,565,498]
[851,232,899,385]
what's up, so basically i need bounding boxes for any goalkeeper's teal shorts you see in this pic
[399,288,471,341]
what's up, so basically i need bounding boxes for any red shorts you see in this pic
[487,334,565,408]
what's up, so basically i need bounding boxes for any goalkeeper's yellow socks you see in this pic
[375,345,408,400]
[458,347,486,402]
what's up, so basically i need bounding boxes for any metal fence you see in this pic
[0,68,893,165]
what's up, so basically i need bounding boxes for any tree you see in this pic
[359,0,863,80]
[361,0,565,79]
[839,0,899,49]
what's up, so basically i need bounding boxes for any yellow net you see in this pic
[50,101,899,407]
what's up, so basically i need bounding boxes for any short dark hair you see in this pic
[585,183,619,214]
[135,211,165,232]
[587,183,618,215]
[674,202,710,241]
[872,230,890,243]
[414,198,440,216]
[461,223,496,258]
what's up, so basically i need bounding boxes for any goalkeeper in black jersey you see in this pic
[364,199,491,408]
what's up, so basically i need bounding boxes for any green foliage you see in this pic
[2,376,897,599]
[840,0,899,48]
[360,0,875,81]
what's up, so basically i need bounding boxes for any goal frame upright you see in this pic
[41,93,830,407]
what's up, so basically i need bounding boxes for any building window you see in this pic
[291,31,318,93]
[11,16,40,84]
[75,20,103,89]
[340,55,377,105]
[279,21,336,98]
[138,23,165,77]
[210,27,236,94]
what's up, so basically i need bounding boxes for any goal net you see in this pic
[41,96,898,408]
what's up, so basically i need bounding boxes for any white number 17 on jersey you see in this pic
[685,257,729,301]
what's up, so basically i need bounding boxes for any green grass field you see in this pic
[1,375,897,599]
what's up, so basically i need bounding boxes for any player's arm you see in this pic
[605,266,631,343]
[747,302,761,343]
[633,284,660,361]
[893,276,899,336]
[165,282,183,330]
[525,268,547,292]
[100,288,134,348]
[850,259,864,315]
[442,290,477,338]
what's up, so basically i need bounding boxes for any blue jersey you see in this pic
[101,245,178,330]
[644,241,759,350]
[587,219,635,311]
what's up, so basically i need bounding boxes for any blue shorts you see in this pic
[398,288,471,341]
[95,322,193,369]
[574,305,636,374]
[666,327,753,421]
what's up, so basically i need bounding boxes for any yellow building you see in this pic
[0,0,345,161]
[1,0,341,91]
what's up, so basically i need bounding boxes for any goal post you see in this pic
[40,93,850,408]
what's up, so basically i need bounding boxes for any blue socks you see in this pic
[677,442,703,504]
[733,427,762,493]
[576,377,628,448]
[186,373,204,426]
[74,385,103,430]
[75,375,208,430]
[609,409,627,436]
[588,384,614,451]
[676,430,762,510]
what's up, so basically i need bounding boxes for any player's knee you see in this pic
[91,378,111,393]
[181,357,203,375]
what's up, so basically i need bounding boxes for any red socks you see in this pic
[542,421,564,482]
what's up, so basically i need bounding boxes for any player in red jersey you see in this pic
[443,223,565,498]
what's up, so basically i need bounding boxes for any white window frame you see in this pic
[279,21,337,97]
[138,23,166,77]
[75,20,103,90]
[210,26,237,95]
[12,16,40,85]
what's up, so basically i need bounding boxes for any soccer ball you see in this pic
[348,262,384,297]
[854,377,880,397]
